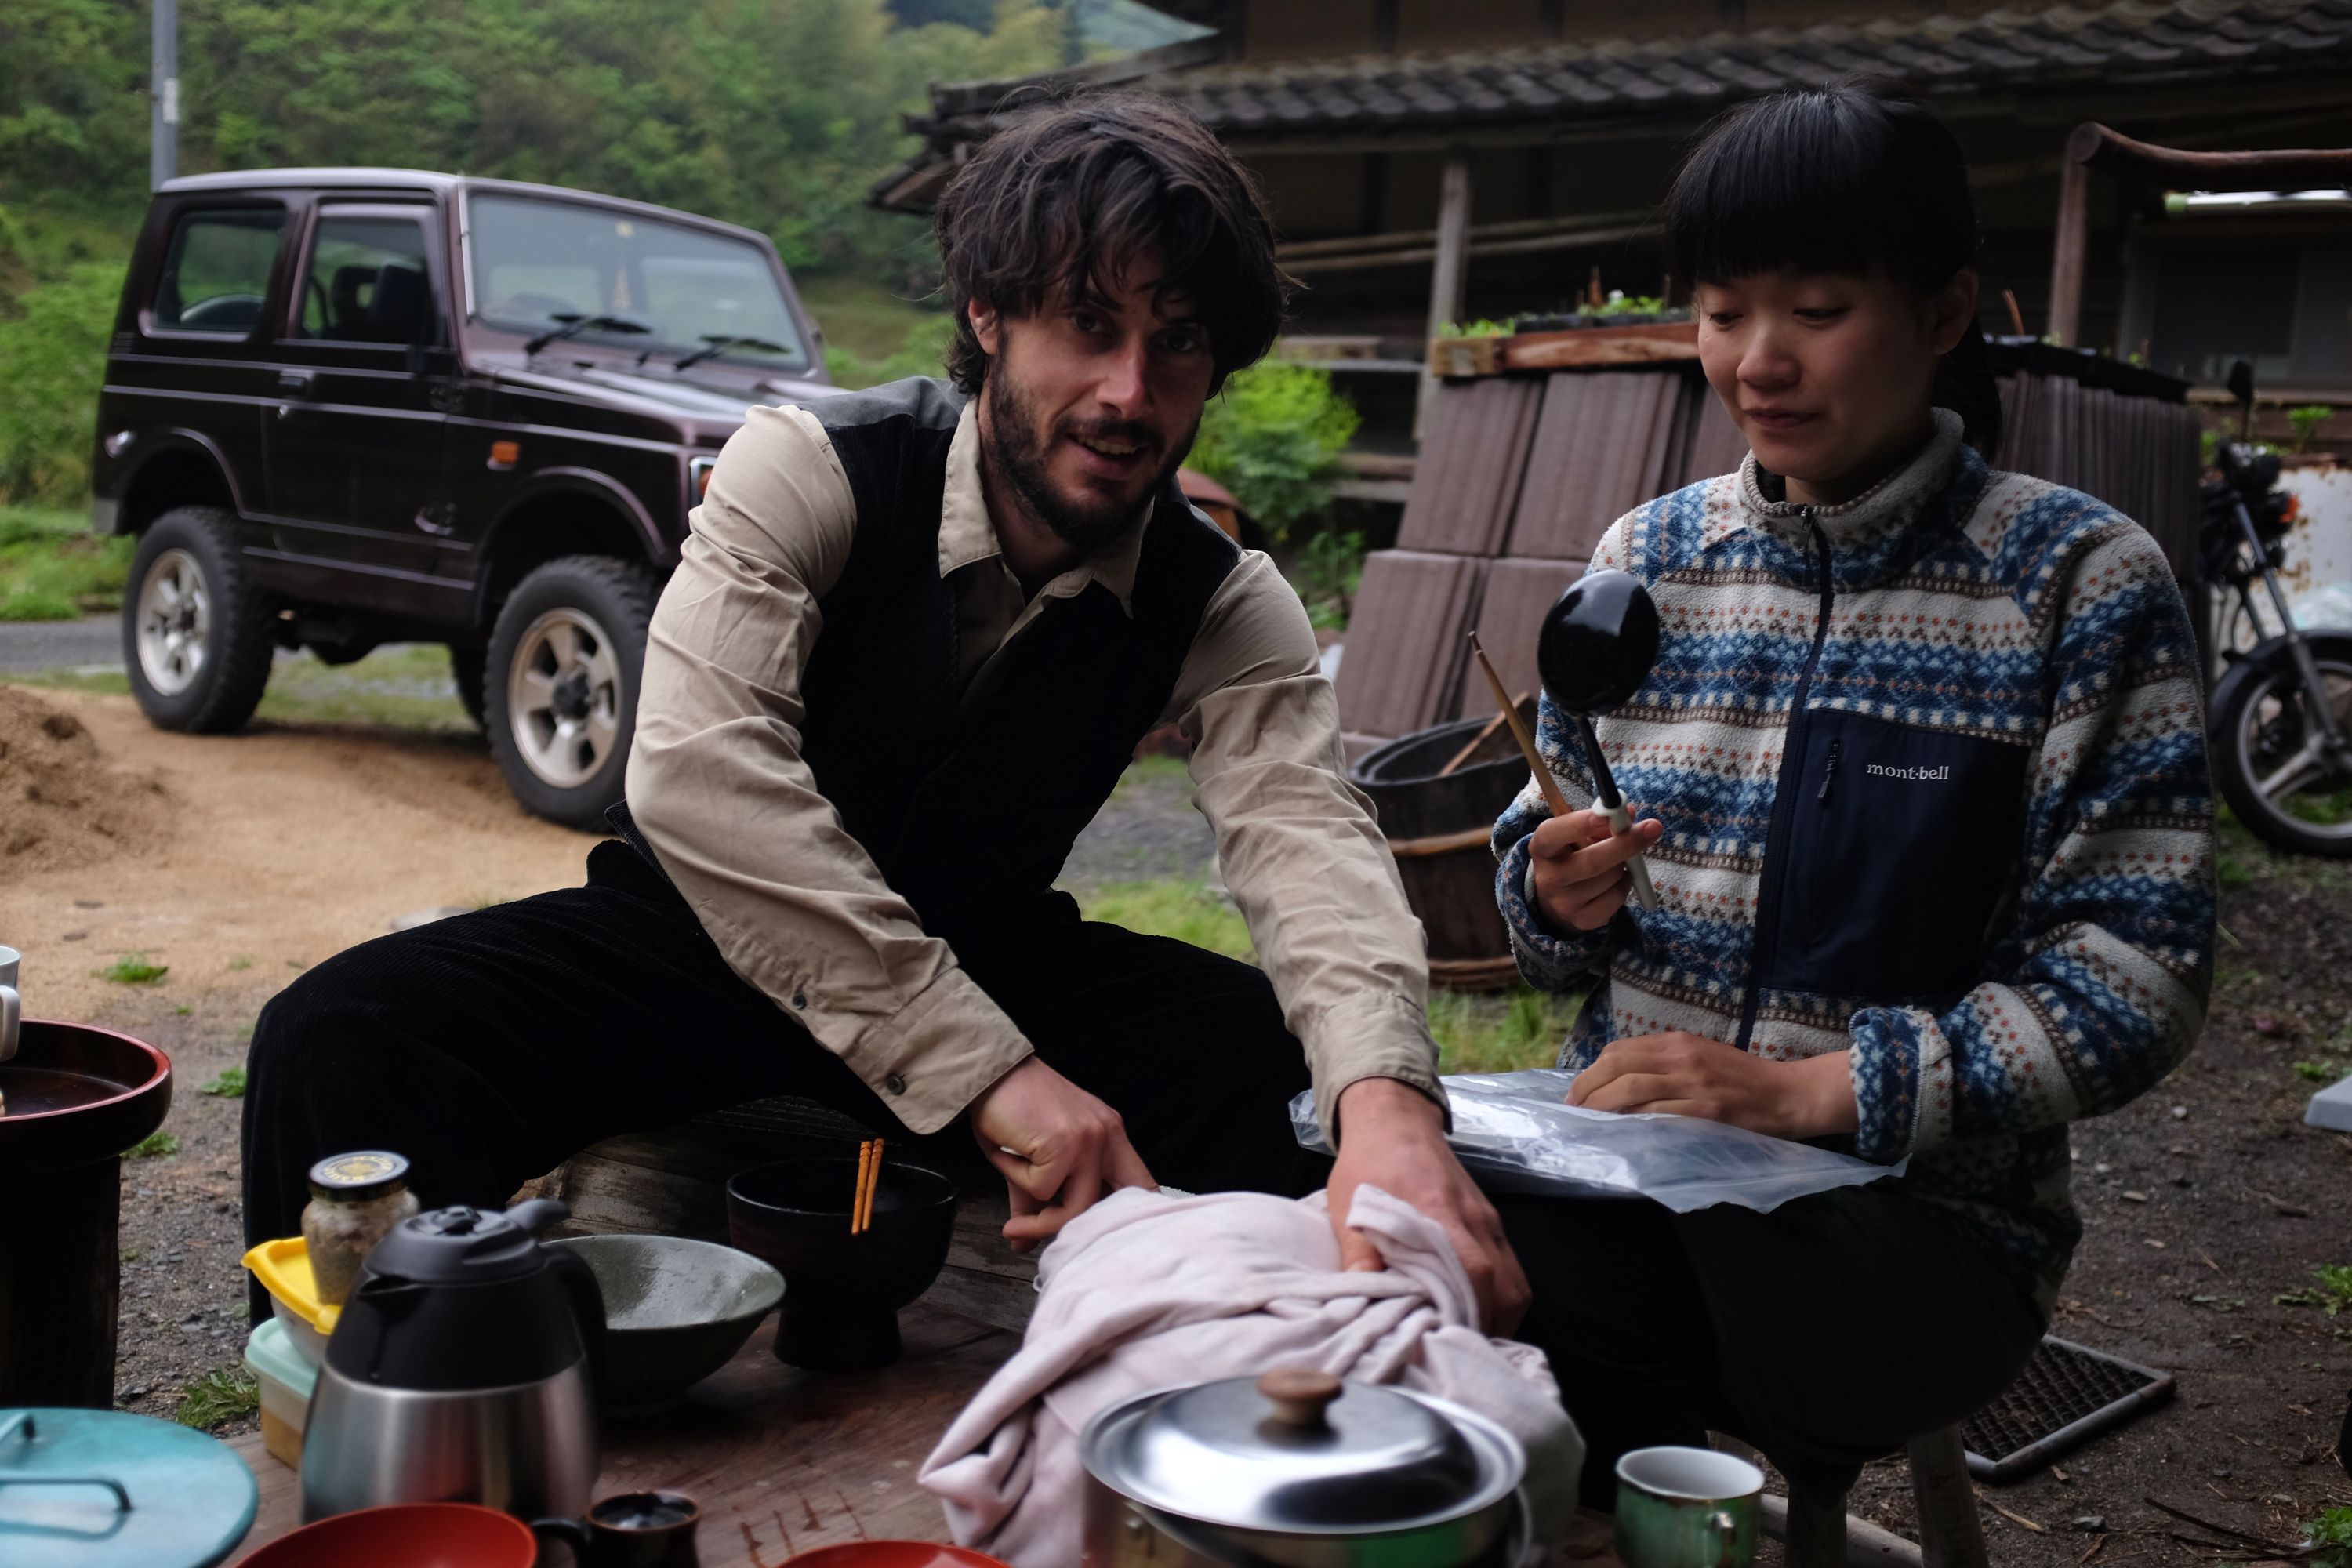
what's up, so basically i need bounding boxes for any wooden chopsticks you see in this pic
[851,1138,885,1235]
[1468,633,1572,818]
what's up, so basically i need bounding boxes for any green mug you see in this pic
[1613,1446,1763,1568]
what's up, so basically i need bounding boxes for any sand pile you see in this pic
[0,686,172,873]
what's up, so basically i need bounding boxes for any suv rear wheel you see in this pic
[484,555,656,829]
[122,506,278,733]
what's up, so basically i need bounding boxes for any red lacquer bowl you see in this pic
[0,1019,172,1174]
[238,1502,538,1568]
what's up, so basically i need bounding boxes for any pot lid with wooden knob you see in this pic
[1079,1368,1523,1534]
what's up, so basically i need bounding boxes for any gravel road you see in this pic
[0,614,122,673]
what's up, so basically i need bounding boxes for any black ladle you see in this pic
[1535,568,1661,911]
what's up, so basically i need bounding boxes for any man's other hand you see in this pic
[970,1055,1156,1252]
[1528,809,1664,932]
[1326,1077,1529,1334]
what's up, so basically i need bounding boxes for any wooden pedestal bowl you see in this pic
[724,1158,958,1373]
[0,1019,174,1407]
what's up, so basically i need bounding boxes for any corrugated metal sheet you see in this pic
[1675,380,1751,486]
[1997,372,2204,581]
[1395,379,1543,554]
[1504,369,1682,559]
[1457,557,1585,720]
[1334,550,1488,739]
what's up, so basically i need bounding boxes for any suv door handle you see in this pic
[275,371,312,397]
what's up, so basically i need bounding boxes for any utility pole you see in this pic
[151,0,178,190]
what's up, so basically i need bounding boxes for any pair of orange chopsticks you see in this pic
[851,1138,886,1235]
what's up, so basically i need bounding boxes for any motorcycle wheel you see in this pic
[2212,648,2352,858]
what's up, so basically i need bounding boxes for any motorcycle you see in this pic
[2204,360,2352,858]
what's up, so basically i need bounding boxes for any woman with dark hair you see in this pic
[1492,80,2215,1503]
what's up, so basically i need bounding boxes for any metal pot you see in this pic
[1079,1368,1530,1568]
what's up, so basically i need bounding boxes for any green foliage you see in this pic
[1430,985,1588,1075]
[2,0,1065,287]
[125,1130,178,1160]
[1289,526,1364,631]
[2307,1506,2352,1568]
[2288,405,2334,452]
[1078,879,1254,961]
[2275,1263,2352,1314]
[2294,1058,2343,1083]
[827,312,955,389]
[0,260,123,504]
[175,1366,260,1430]
[0,506,131,620]
[2199,428,2220,468]
[1440,319,1512,338]
[201,1067,249,1098]
[1188,362,1359,543]
[96,953,169,985]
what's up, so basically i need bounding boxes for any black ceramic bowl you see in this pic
[724,1157,959,1372]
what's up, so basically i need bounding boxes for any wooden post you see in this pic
[1907,1426,1990,1568]
[1784,1488,1850,1568]
[1417,153,1473,440]
[2047,151,2089,348]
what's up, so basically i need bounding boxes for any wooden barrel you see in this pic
[1350,710,1532,992]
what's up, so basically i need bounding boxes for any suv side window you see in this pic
[297,215,437,346]
[151,208,288,335]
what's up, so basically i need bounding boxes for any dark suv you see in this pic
[92,168,836,826]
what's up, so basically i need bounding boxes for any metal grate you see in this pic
[1963,1335,2175,1484]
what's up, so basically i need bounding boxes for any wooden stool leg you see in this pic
[1906,1426,1987,1568]
[1784,1487,1849,1568]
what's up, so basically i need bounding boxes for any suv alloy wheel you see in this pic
[483,554,658,829]
[122,506,279,733]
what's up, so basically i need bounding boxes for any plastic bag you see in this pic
[1292,1069,1906,1213]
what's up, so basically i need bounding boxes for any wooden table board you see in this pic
[226,1302,1624,1566]
[227,1305,1014,1566]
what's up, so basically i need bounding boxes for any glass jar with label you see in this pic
[302,1150,420,1306]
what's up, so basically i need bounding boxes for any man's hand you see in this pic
[970,1055,1156,1252]
[1327,1077,1530,1334]
[1569,1032,1860,1139]
[1527,809,1664,932]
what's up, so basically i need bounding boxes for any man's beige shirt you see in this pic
[626,399,1443,1140]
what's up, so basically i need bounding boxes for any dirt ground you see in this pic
[5,679,2348,1562]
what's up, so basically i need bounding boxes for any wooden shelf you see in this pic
[1430,321,1701,379]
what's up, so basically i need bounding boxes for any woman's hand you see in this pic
[1527,810,1664,932]
[1569,1032,1860,1140]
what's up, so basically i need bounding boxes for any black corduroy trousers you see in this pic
[241,840,1319,1309]
[1495,1185,2046,1504]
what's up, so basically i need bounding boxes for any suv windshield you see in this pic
[467,193,808,372]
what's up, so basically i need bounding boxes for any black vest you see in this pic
[767,377,1236,932]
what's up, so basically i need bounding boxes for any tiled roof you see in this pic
[878,2,2352,205]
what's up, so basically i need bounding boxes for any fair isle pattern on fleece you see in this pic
[1491,409,2216,1313]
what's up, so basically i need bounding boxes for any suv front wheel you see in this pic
[484,555,657,829]
[122,506,278,733]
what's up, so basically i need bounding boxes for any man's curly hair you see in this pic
[932,93,1292,396]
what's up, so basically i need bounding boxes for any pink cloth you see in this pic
[916,1185,1582,1566]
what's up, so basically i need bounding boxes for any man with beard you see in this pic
[242,95,1526,1329]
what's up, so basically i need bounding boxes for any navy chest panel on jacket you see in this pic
[793,378,1239,932]
[1766,709,2032,1005]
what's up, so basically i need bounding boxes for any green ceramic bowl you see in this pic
[553,1235,783,1415]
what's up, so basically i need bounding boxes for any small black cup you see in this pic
[534,1489,701,1568]
[725,1156,960,1372]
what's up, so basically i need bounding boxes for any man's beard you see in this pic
[983,367,1196,557]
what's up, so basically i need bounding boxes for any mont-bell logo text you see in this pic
[1864,762,1952,782]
